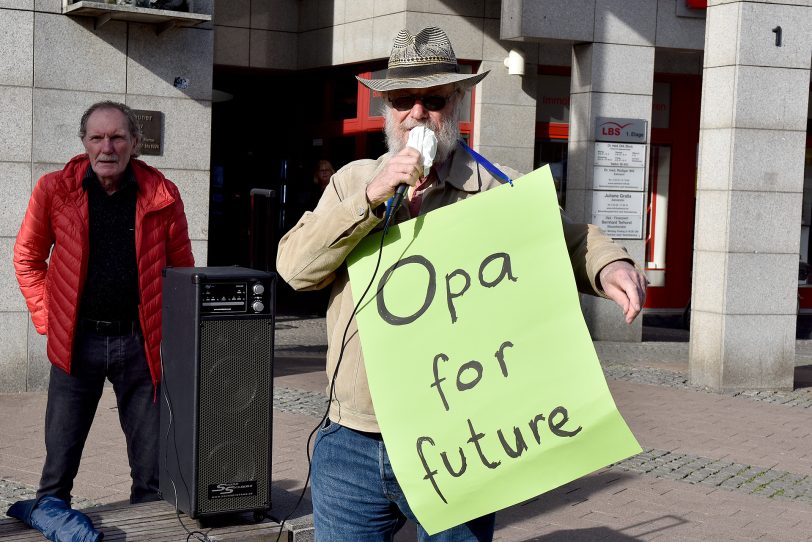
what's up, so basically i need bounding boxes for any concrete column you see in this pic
[566,41,655,342]
[473,20,537,174]
[690,0,811,390]
[0,6,35,393]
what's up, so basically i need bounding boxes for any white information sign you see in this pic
[594,142,646,168]
[593,166,645,191]
[591,191,645,239]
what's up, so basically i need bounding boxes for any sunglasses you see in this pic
[389,94,452,112]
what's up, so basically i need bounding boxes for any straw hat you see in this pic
[356,27,489,92]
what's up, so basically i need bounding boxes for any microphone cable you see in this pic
[272,203,398,541]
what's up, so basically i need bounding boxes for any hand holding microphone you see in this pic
[391,126,438,213]
[366,126,438,209]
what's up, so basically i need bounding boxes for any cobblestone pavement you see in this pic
[595,341,812,408]
[5,315,812,540]
[273,385,329,417]
[6,386,812,521]
[613,449,812,504]
[274,384,812,507]
[273,351,812,418]
[601,361,812,408]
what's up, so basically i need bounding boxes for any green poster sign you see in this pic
[347,166,641,534]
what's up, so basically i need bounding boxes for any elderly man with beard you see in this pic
[276,27,647,541]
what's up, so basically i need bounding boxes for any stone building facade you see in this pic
[0,0,809,392]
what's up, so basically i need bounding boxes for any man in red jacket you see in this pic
[13,101,194,505]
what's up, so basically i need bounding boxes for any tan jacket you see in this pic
[276,143,632,432]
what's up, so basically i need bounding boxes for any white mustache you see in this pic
[402,119,437,132]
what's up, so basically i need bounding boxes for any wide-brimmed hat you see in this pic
[356,27,489,92]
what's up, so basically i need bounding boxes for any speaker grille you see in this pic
[197,318,272,514]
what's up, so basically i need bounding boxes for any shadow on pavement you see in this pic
[527,528,639,541]
[102,527,127,539]
[274,354,326,378]
[392,471,650,540]
[524,514,688,541]
[643,314,812,389]
[493,471,649,539]
[269,478,312,520]
[644,313,812,342]
[504,471,637,517]
[642,314,688,342]
[795,365,812,389]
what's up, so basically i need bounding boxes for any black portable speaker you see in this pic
[159,266,275,519]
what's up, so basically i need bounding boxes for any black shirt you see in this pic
[78,166,140,322]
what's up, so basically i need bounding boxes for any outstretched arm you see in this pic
[598,260,648,324]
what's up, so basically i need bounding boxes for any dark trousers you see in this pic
[38,328,160,505]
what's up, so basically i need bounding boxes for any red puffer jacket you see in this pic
[13,154,194,386]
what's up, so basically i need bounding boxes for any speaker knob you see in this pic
[252,301,265,313]
[252,283,265,295]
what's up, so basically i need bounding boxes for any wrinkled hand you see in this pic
[599,260,648,324]
[365,147,424,208]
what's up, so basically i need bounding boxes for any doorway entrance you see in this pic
[644,74,702,312]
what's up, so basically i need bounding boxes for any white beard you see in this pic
[384,98,461,165]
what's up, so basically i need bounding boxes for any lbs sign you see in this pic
[592,117,647,239]
[595,117,647,143]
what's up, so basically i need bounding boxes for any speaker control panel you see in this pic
[201,280,270,314]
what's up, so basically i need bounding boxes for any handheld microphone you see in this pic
[383,183,408,235]
[391,183,409,214]
[383,126,437,234]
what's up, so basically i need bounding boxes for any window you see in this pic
[534,140,568,207]
[535,70,572,205]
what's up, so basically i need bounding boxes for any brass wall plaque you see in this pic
[133,110,164,156]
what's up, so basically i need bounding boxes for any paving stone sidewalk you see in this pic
[275,383,812,506]
[3,316,812,540]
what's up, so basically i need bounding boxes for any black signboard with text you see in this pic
[133,109,164,156]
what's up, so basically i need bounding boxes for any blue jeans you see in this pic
[311,420,495,541]
[38,327,160,505]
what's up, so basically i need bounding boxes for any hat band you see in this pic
[387,62,460,79]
